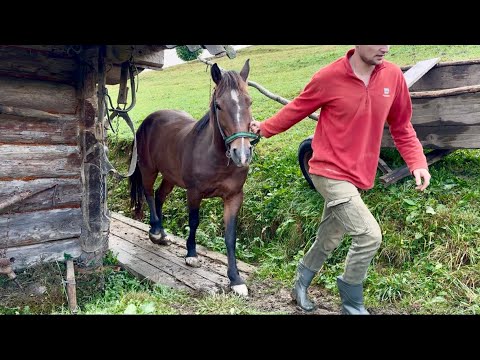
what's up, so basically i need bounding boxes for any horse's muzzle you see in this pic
[229,138,252,167]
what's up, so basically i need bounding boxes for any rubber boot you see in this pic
[336,276,369,315]
[291,263,317,312]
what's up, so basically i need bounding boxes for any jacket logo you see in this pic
[383,87,390,97]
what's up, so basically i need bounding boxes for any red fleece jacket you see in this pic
[260,49,428,190]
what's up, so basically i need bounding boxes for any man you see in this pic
[250,45,431,314]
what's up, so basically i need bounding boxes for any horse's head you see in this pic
[211,60,256,167]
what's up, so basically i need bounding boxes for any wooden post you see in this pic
[379,149,454,186]
[65,259,78,314]
[78,46,109,267]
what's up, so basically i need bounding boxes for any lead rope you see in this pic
[101,57,139,179]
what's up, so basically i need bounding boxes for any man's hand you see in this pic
[250,120,261,135]
[413,168,431,191]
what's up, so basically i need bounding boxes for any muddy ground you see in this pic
[0,262,404,315]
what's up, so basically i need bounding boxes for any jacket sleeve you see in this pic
[386,72,428,173]
[260,72,326,138]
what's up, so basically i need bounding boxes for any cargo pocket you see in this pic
[326,196,368,235]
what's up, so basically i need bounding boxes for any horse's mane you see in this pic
[192,70,246,136]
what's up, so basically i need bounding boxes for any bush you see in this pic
[175,46,202,61]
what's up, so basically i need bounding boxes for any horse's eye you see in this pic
[215,103,222,111]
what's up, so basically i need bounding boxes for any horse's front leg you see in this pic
[224,191,248,297]
[185,190,202,268]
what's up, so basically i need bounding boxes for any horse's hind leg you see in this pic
[153,179,175,243]
[141,169,169,246]
[184,190,202,268]
[223,193,248,296]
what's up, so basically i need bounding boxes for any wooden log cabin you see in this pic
[0,45,233,270]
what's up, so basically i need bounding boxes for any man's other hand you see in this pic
[413,168,431,191]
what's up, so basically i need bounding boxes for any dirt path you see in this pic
[0,263,405,315]
[243,277,405,315]
[245,278,339,315]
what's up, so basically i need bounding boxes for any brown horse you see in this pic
[129,60,258,296]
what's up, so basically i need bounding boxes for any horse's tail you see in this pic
[128,150,144,221]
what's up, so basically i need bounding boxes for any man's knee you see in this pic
[363,221,382,250]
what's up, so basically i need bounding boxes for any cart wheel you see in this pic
[298,136,314,189]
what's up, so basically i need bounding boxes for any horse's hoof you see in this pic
[185,256,201,268]
[149,232,170,246]
[231,284,248,297]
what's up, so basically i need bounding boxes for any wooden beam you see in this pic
[382,125,480,149]
[411,84,480,99]
[66,259,78,314]
[78,46,109,265]
[0,184,56,214]
[0,105,78,121]
[6,238,82,270]
[0,113,78,145]
[0,46,77,84]
[0,178,81,213]
[403,58,441,88]
[0,208,82,247]
[405,59,480,91]
[379,149,454,186]
[0,76,77,114]
[0,145,81,180]
[377,158,393,175]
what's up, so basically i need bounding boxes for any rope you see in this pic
[100,58,139,179]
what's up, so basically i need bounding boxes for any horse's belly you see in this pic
[158,168,186,188]
[194,175,248,199]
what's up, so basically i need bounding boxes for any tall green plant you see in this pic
[176,46,202,61]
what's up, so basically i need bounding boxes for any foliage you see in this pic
[175,45,202,61]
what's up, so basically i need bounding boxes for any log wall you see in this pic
[0,45,107,269]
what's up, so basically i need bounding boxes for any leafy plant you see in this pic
[175,45,202,61]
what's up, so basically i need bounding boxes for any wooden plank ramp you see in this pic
[108,212,255,295]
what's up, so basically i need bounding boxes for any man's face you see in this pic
[356,45,390,65]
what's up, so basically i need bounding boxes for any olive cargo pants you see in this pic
[301,175,382,285]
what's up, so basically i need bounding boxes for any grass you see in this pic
[0,251,272,315]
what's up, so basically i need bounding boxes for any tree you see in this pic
[175,46,202,61]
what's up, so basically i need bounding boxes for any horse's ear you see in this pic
[211,63,222,85]
[240,59,250,81]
